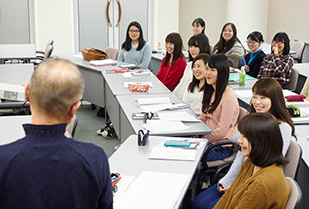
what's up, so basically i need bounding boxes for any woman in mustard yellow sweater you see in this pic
[214,113,290,209]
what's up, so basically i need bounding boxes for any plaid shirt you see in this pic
[258,54,294,85]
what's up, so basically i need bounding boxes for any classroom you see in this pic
[0,0,308,208]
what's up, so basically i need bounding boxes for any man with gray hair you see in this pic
[0,58,113,209]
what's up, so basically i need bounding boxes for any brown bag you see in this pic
[82,48,108,61]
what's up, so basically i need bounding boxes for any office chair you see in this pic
[285,177,302,209]
[291,41,305,63]
[282,68,299,91]
[283,140,302,179]
[28,40,54,66]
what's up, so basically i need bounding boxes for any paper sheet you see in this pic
[283,90,297,97]
[158,111,200,122]
[235,90,253,98]
[136,97,171,105]
[143,120,189,133]
[114,171,189,209]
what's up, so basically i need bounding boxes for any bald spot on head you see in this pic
[29,58,84,119]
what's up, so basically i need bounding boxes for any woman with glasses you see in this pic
[214,23,245,68]
[258,32,294,86]
[118,21,152,69]
[243,31,266,78]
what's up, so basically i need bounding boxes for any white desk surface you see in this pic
[116,93,212,137]
[109,134,207,209]
[0,44,36,59]
[0,115,31,146]
[0,63,34,86]
[294,63,309,77]
[294,125,309,166]
[103,69,170,95]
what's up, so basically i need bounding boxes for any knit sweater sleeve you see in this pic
[117,48,125,62]
[201,89,239,143]
[138,43,152,69]
[225,42,245,68]
[218,151,245,188]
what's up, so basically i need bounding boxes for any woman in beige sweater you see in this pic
[214,113,290,209]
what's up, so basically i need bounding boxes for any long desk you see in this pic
[109,134,207,209]
[0,64,34,85]
[117,93,211,141]
[63,54,106,107]
[0,44,36,60]
[102,70,171,140]
[0,115,31,145]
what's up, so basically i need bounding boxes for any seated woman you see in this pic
[173,33,210,100]
[192,17,206,35]
[117,21,152,69]
[243,31,266,78]
[214,23,245,68]
[157,32,187,90]
[214,113,290,209]
[301,76,309,101]
[199,54,239,161]
[182,53,210,116]
[258,32,294,86]
[191,78,295,209]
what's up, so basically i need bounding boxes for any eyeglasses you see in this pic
[246,41,258,45]
[272,40,284,45]
[129,30,140,33]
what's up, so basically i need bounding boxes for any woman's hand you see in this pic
[272,44,279,55]
[244,65,250,72]
[218,184,230,193]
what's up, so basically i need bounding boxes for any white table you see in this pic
[0,64,34,86]
[0,44,36,60]
[0,115,31,145]
[109,134,207,209]
[116,93,211,142]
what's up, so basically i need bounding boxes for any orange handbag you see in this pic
[82,48,108,61]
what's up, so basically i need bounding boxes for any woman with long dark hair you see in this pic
[199,54,239,161]
[173,33,210,100]
[214,23,245,68]
[157,32,187,90]
[182,53,210,115]
[117,21,152,69]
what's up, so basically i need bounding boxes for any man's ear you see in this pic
[69,101,81,117]
[24,83,30,102]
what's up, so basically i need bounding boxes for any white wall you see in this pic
[179,0,227,49]
[227,0,268,44]
[34,0,75,56]
[267,0,309,46]
[152,0,179,50]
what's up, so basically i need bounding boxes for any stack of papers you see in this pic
[89,59,117,66]
[140,103,189,112]
[113,171,189,209]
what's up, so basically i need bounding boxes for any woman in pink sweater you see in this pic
[200,54,239,161]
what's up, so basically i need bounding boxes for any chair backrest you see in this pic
[104,47,119,60]
[291,41,305,63]
[285,177,302,209]
[283,140,302,179]
[282,68,299,91]
[238,106,248,123]
[65,115,79,138]
[209,44,215,55]
[44,44,54,60]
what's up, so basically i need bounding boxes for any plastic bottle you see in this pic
[239,67,246,86]
[158,42,163,54]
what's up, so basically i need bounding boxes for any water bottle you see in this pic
[239,66,246,86]
[158,42,163,54]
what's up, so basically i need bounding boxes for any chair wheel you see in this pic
[91,103,96,110]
